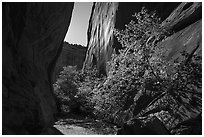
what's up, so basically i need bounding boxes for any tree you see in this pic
[93,7,202,134]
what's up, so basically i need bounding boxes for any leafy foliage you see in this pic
[92,7,202,132]
[91,7,168,125]
[54,66,79,112]
[54,7,201,134]
[53,66,103,114]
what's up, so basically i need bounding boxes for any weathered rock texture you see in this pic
[83,2,202,134]
[160,20,202,62]
[2,3,73,134]
[118,8,202,135]
[139,20,202,135]
[83,2,119,74]
[162,2,202,32]
[53,42,87,82]
[83,2,201,75]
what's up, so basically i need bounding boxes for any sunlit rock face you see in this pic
[2,3,73,134]
[162,2,202,32]
[150,20,201,134]
[83,2,118,74]
[53,42,87,82]
[117,18,202,135]
[83,2,201,75]
[160,20,201,62]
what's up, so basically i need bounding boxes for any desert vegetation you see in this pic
[53,7,201,135]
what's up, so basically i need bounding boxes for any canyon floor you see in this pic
[52,114,117,135]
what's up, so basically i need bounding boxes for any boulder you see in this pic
[117,116,169,135]
[171,113,202,135]
[2,2,73,134]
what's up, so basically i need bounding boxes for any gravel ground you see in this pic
[53,114,117,135]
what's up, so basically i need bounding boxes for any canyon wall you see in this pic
[53,42,87,82]
[118,19,202,134]
[83,2,118,74]
[83,2,202,134]
[83,2,201,75]
[160,3,202,61]
[2,3,74,134]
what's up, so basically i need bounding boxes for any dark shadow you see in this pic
[41,127,64,135]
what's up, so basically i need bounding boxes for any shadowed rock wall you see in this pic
[83,2,201,75]
[2,2,74,134]
[53,42,87,82]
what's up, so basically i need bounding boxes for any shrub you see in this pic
[76,67,105,115]
[53,66,81,113]
[53,7,201,134]
[92,7,202,131]
[92,7,168,125]
[53,65,105,115]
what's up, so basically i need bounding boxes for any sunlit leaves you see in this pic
[94,7,202,132]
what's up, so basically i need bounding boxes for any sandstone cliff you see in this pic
[83,2,201,75]
[83,2,118,74]
[2,3,73,134]
[83,2,202,134]
[141,20,201,134]
[53,42,87,82]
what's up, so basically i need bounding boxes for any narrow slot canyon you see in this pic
[2,2,202,135]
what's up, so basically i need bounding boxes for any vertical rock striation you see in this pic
[2,2,74,134]
[162,2,202,32]
[83,2,201,75]
[84,2,201,135]
[83,2,119,74]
